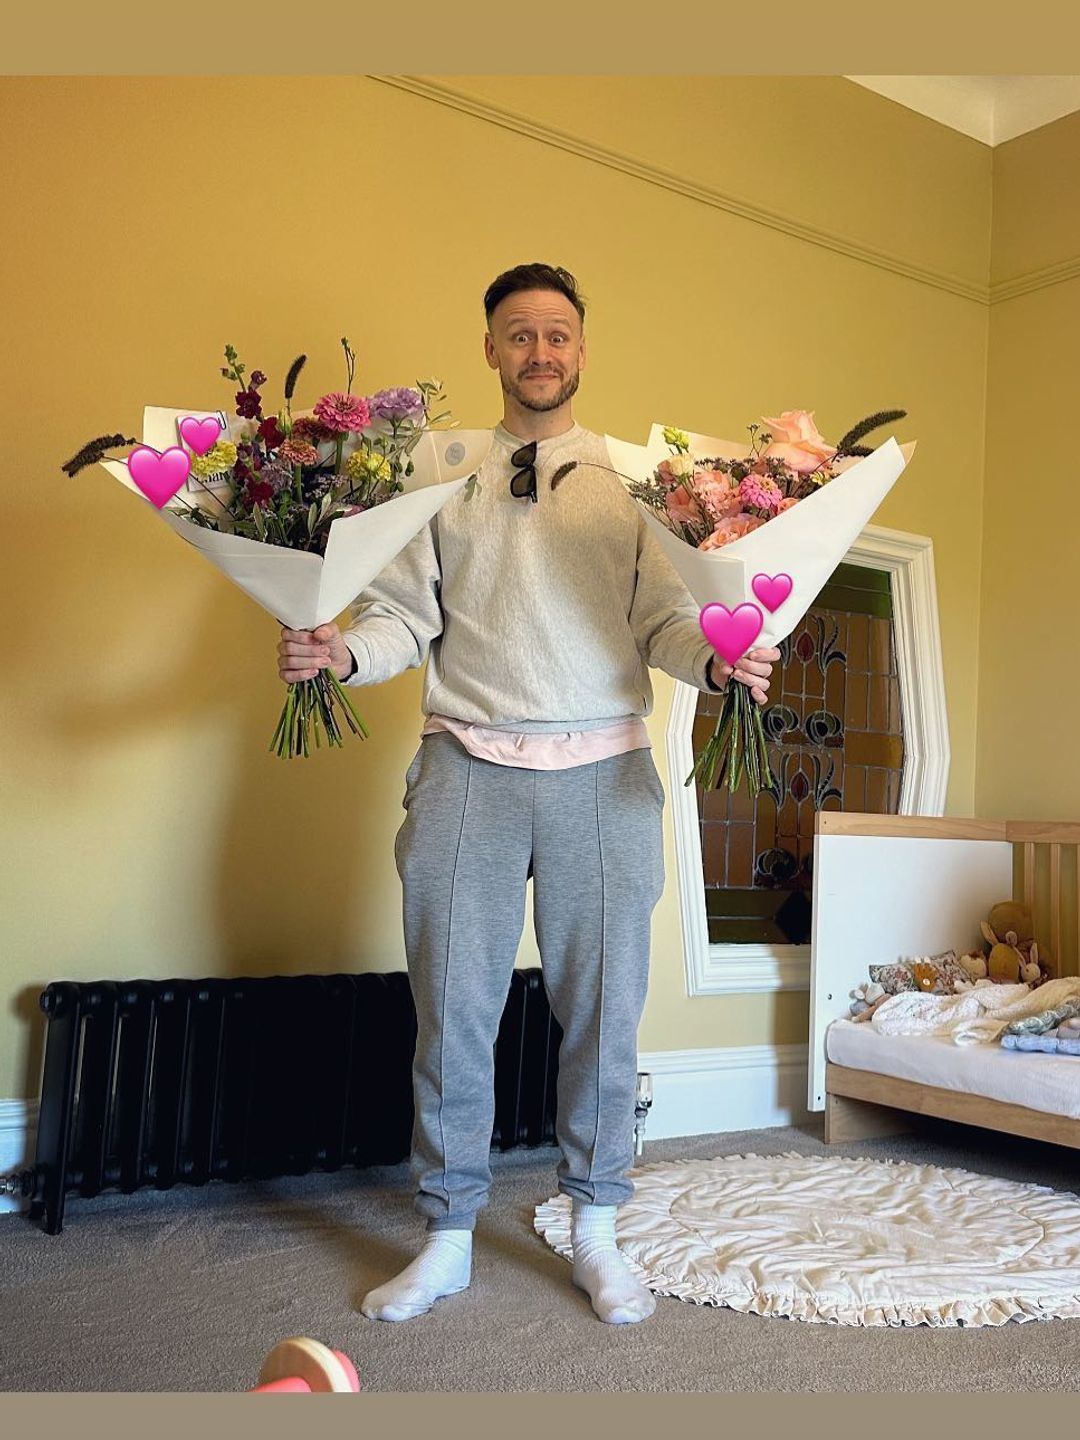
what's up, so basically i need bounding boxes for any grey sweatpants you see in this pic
[393,731,666,1231]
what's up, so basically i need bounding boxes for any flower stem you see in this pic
[686,681,777,799]
[269,669,370,758]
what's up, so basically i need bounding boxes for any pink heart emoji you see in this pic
[752,572,793,613]
[126,446,191,509]
[178,415,222,456]
[699,602,764,666]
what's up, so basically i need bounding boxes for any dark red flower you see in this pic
[236,389,262,419]
[250,370,267,388]
[259,416,285,448]
[246,477,275,507]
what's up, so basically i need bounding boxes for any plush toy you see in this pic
[911,961,940,993]
[848,981,886,1016]
[980,901,1053,986]
[957,951,988,982]
[869,950,967,996]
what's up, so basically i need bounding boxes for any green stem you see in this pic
[686,680,778,799]
[268,668,370,759]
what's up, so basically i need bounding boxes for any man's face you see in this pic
[484,288,586,413]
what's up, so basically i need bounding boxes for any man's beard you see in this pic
[500,365,581,413]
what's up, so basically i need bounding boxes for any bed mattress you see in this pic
[826,1018,1080,1121]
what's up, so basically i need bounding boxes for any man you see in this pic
[278,263,779,1325]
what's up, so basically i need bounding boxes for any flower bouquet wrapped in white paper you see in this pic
[605,411,916,795]
[63,340,486,757]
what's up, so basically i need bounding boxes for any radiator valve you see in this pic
[633,1072,653,1157]
[0,1169,35,1200]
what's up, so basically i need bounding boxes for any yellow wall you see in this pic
[2,76,996,1100]
[976,113,1080,819]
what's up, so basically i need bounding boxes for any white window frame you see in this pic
[666,525,950,997]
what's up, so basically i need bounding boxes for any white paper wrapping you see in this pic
[99,407,494,630]
[605,423,917,650]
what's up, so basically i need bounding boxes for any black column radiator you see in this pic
[24,969,562,1234]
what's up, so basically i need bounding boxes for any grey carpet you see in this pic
[2,1118,1079,1392]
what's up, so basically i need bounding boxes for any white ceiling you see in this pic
[846,76,1080,146]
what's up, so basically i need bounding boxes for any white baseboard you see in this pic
[636,1044,810,1141]
[0,1049,809,1216]
[0,1100,38,1216]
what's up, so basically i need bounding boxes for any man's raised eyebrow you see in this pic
[501,312,575,331]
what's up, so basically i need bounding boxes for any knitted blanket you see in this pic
[871,977,1080,1045]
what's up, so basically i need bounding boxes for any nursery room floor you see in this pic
[1,1121,1079,1393]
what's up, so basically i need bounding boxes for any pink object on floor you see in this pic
[250,1338,361,1394]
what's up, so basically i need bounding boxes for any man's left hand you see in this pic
[708,646,782,706]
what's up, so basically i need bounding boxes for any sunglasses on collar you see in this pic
[510,441,538,503]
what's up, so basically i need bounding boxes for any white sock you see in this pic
[360,1229,472,1322]
[571,1202,656,1324]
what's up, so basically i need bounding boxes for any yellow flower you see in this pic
[344,446,392,485]
[191,441,238,478]
[662,426,690,452]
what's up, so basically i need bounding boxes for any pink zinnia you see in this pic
[698,514,767,550]
[313,392,371,434]
[737,474,783,512]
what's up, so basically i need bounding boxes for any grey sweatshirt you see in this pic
[340,420,722,734]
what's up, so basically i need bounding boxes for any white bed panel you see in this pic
[809,834,1014,1110]
[827,1019,1080,1121]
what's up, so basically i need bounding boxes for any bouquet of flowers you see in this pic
[606,409,916,797]
[62,338,487,757]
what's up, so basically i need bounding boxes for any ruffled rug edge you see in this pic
[533,1152,1080,1328]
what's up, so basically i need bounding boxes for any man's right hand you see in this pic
[278,622,355,683]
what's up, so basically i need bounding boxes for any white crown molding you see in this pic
[667,526,949,998]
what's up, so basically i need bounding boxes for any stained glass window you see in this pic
[697,563,904,946]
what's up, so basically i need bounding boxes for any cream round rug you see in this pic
[534,1153,1080,1326]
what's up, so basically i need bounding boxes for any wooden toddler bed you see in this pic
[808,814,1080,1152]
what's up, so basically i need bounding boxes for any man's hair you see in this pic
[483,262,586,328]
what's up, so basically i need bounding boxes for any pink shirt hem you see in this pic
[420,715,651,770]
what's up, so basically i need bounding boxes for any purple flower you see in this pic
[367,387,425,423]
[258,461,292,495]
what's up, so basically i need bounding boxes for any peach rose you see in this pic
[760,408,836,475]
[698,513,766,550]
[775,496,799,514]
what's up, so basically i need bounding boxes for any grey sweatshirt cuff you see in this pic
[697,642,726,693]
[341,634,372,685]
